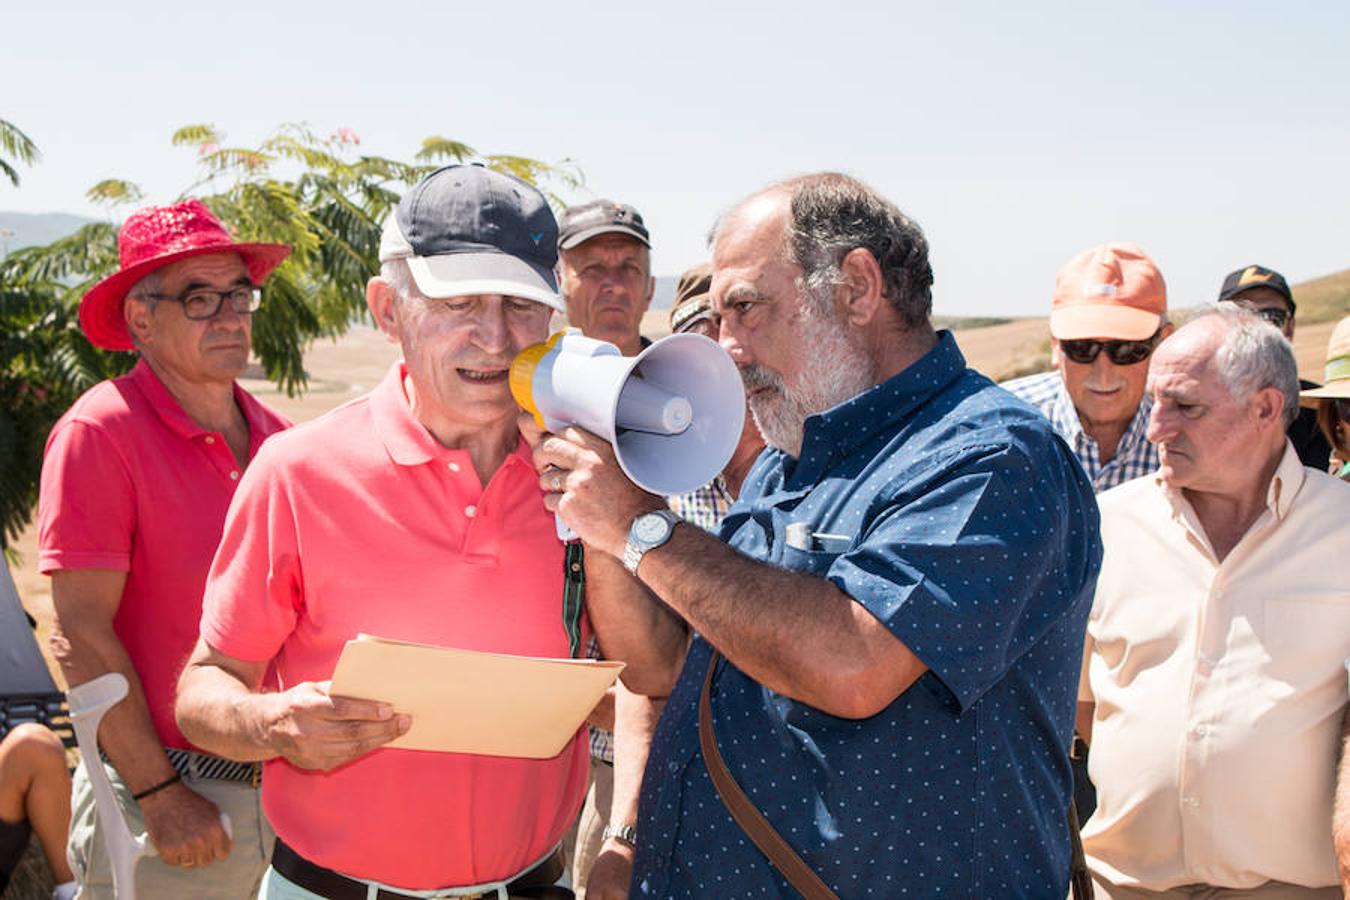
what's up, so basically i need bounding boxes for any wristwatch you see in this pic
[622,509,681,575]
[602,822,638,850]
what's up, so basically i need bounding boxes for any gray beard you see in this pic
[742,307,876,458]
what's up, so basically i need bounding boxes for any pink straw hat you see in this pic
[79,199,290,351]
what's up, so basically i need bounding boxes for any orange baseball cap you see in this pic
[1049,243,1167,341]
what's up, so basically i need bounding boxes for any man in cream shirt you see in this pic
[1079,307,1350,898]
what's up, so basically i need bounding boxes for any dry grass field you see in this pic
[9,296,1346,680]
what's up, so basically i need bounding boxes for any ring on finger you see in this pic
[550,473,563,492]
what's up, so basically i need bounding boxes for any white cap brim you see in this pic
[405,253,563,312]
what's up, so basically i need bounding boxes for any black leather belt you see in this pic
[271,839,571,900]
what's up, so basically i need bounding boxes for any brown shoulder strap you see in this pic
[1067,765,1094,899]
[698,649,839,900]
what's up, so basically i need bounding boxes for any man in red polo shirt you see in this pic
[38,200,292,898]
[175,165,608,899]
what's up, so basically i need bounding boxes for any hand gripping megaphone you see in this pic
[511,328,745,536]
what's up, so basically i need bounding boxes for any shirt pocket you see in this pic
[778,543,843,578]
[1261,596,1350,678]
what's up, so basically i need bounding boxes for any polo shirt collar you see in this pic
[129,359,209,439]
[370,361,533,471]
[793,330,966,482]
[130,358,271,451]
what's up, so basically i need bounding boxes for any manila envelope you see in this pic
[328,634,624,759]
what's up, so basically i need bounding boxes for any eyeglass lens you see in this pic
[181,288,261,320]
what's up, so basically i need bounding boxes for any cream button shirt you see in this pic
[1080,443,1350,891]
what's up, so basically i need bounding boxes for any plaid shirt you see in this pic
[587,476,735,763]
[1001,370,1158,492]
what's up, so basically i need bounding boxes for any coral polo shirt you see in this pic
[38,359,291,749]
[199,361,588,890]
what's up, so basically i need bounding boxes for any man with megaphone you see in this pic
[527,173,1104,898]
[176,164,634,900]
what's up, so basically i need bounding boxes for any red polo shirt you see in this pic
[38,359,291,749]
[199,361,588,889]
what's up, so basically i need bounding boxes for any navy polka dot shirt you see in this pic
[630,332,1102,898]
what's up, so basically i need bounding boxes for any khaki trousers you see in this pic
[69,759,273,900]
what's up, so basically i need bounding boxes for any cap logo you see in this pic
[1083,283,1117,298]
[1238,266,1273,286]
[530,232,544,245]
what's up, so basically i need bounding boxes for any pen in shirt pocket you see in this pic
[784,522,853,553]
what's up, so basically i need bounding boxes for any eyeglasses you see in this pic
[1059,330,1162,366]
[146,286,261,320]
[1226,301,1291,330]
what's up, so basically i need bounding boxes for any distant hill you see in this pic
[0,211,97,254]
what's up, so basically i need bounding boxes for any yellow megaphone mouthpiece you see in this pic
[509,331,565,430]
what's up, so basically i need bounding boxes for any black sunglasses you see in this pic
[1333,397,1350,422]
[1059,329,1163,366]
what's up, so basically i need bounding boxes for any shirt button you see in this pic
[1183,796,1200,808]
[465,505,476,518]
[448,462,460,472]
[205,436,215,444]
[1192,724,1207,737]
[229,471,239,481]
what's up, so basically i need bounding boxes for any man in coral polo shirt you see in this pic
[176,165,606,899]
[38,199,292,898]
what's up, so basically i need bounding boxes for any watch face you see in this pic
[633,513,671,543]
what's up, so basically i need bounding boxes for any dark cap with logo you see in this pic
[557,199,651,251]
[1218,264,1295,312]
[378,164,562,311]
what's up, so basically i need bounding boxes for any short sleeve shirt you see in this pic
[1081,446,1350,890]
[37,359,291,749]
[631,333,1103,899]
[199,362,588,890]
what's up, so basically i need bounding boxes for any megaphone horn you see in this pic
[511,328,745,502]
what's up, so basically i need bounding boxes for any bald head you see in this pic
[1165,308,1299,425]
[1146,308,1296,496]
[712,173,933,326]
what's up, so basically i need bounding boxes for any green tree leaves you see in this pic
[1,122,580,549]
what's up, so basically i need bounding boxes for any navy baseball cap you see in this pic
[1217,264,1295,313]
[378,164,563,311]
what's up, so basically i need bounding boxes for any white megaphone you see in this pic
[511,328,745,538]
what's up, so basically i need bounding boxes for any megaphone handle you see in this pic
[555,513,577,542]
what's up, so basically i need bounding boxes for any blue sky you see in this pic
[4,1,1348,316]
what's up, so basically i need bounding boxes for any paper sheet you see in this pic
[328,634,624,759]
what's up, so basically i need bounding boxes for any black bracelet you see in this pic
[132,772,182,801]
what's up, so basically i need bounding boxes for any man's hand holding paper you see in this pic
[262,680,410,772]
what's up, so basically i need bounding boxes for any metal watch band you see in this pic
[622,540,643,575]
[622,509,680,576]
[602,822,638,849]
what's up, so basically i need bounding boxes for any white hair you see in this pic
[1193,306,1299,426]
[379,258,419,301]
